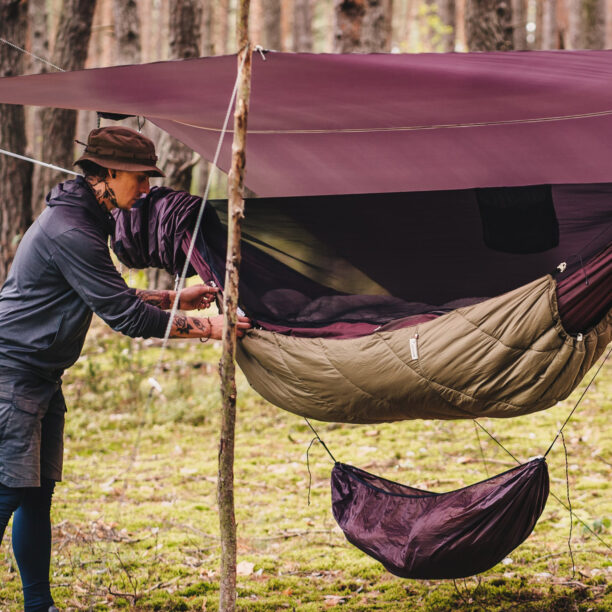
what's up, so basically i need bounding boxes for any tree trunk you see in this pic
[465,0,513,50]
[557,0,569,48]
[202,0,215,55]
[218,8,251,612]
[262,0,282,49]
[333,0,393,52]
[157,0,202,193]
[455,0,467,50]
[606,0,612,47]
[423,0,456,52]
[511,0,527,49]
[541,0,558,49]
[216,0,230,54]
[0,0,32,284]
[565,0,604,48]
[582,0,605,48]
[113,0,141,65]
[111,0,141,130]
[293,0,312,52]
[150,0,202,290]
[27,0,49,208]
[33,0,96,216]
[198,0,215,199]
[439,0,457,51]
[280,0,292,50]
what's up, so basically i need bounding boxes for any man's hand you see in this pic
[208,314,252,339]
[179,284,219,310]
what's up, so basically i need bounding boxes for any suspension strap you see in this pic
[303,417,337,463]
[0,36,64,72]
[0,148,79,176]
[544,346,611,457]
[472,419,521,464]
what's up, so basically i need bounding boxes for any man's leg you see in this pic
[12,478,55,612]
[0,483,22,541]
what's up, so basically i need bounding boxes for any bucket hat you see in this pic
[75,126,165,176]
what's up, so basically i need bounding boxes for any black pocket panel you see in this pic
[476,185,559,254]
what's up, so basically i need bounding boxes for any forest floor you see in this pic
[0,317,610,611]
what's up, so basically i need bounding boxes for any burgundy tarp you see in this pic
[331,459,549,579]
[5,51,612,196]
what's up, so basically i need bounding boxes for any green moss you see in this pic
[0,321,609,611]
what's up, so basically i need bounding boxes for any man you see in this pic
[0,126,250,612]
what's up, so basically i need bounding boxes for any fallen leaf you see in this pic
[324,595,347,607]
[237,560,255,576]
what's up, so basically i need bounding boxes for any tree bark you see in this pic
[33,0,96,216]
[423,0,456,52]
[113,0,141,65]
[439,0,457,51]
[198,0,215,199]
[606,0,612,47]
[541,0,558,49]
[293,0,312,52]
[111,0,141,130]
[150,0,202,290]
[511,0,527,49]
[333,0,393,52]
[218,2,251,610]
[216,0,230,54]
[581,0,605,48]
[156,0,202,193]
[27,0,49,203]
[455,0,467,50]
[565,0,604,48]
[262,0,282,49]
[0,0,32,283]
[202,0,215,55]
[465,0,513,50]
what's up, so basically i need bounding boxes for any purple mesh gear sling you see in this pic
[331,459,550,579]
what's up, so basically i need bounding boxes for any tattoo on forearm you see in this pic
[136,290,171,310]
[174,315,193,335]
[192,317,210,336]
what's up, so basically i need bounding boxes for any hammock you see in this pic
[237,274,610,423]
[331,458,549,579]
[113,185,611,424]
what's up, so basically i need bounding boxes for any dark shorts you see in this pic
[0,368,65,488]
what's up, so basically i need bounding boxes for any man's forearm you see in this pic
[135,289,176,310]
[170,314,212,338]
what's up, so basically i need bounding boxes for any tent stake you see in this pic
[218,2,251,611]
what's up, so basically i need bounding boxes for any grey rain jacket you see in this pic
[0,177,170,380]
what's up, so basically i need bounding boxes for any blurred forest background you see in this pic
[2,0,612,284]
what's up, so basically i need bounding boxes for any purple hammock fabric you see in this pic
[112,184,611,337]
[331,458,549,580]
[557,243,612,334]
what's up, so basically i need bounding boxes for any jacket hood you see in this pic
[46,176,115,235]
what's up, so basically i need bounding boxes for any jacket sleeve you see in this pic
[51,227,171,338]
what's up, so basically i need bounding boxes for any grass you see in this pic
[0,318,610,611]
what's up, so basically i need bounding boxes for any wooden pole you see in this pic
[218,1,251,611]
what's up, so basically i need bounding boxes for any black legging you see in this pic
[0,479,55,612]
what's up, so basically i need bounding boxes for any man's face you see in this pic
[105,170,151,210]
